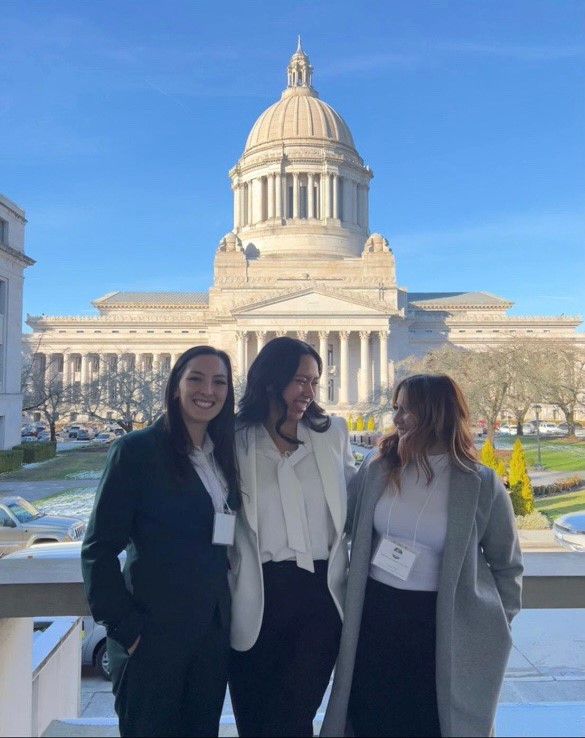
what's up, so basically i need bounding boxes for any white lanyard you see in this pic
[384,459,447,548]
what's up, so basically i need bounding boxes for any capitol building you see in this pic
[24,42,582,415]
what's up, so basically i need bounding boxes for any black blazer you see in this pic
[81,417,230,650]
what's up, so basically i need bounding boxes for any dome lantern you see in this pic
[286,36,314,90]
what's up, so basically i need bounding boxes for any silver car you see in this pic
[3,540,125,679]
[553,511,585,552]
[0,496,86,557]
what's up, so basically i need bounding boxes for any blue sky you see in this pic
[3,0,584,330]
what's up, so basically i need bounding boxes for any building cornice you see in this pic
[0,243,35,267]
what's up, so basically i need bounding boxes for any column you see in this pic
[352,181,358,224]
[233,184,240,229]
[275,173,282,220]
[253,178,263,224]
[332,174,339,220]
[80,354,90,394]
[364,184,369,230]
[293,173,299,219]
[64,353,73,388]
[172,353,182,368]
[321,173,329,220]
[308,173,315,218]
[267,174,275,219]
[378,330,388,402]
[276,330,287,338]
[255,330,266,354]
[359,331,370,402]
[247,180,253,225]
[236,331,246,376]
[296,330,308,342]
[339,331,350,405]
[318,331,329,404]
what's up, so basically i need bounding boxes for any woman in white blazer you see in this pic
[229,336,357,737]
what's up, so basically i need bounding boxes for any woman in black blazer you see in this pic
[81,346,241,738]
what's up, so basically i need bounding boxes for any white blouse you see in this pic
[255,423,335,573]
[188,434,228,513]
[369,454,451,592]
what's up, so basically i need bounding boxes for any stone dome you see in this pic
[244,90,355,151]
[243,38,355,153]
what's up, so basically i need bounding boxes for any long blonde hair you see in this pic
[378,373,477,486]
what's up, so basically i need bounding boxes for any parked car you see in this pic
[522,423,536,435]
[498,424,517,435]
[553,511,585,552]
[76,428,95,441]
[68,425,84,439]
[37,431,51,442]
[537,422,562,436]
[0,496,86,557]
[95,431,117,444]
[558,422,584,436]
[21,424,37,437]
[471,424,487,438]
[3,541,125,679]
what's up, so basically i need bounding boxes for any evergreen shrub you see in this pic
[0,448,24,473]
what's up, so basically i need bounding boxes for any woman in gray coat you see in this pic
[321,374,523,738]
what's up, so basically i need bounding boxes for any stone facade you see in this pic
[1,194,34,447]
[23,43,583,420]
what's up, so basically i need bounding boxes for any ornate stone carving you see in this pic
[363,233,390,253]
[217,232,243,253]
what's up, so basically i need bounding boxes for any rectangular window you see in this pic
[0,219,7,245]
[338,178,344,221]
[287,185,294,219]
[327,345,334,366]
[328,379,335,403]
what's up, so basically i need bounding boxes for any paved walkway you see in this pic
[79,607,585,734]
[0,479,98,503]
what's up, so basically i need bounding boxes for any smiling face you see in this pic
[392,387,418,439]
[279,354,320,424]
[174,354,229,440]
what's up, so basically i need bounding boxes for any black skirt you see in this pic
[348,577,441,738]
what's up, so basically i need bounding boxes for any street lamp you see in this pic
[533,404,543,470]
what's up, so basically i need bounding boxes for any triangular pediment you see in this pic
[233,288,388,316]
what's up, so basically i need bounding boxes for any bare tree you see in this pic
[537,341,585,435]
[21,348,73,441]
[78,356,168,432]
[397,345,513,442]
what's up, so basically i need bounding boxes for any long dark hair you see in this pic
[378,373,477,487]
[164,346,241,510]
[238,336,330,444]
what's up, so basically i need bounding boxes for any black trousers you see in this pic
[108,609,229,737]
[229,560,342,737]
[348,578,441,738]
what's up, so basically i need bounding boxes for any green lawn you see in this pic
[0,446,108,481]
[493,437,585,472]
[535,489,585,522]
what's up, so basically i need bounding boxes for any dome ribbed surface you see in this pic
[244,92,355,151]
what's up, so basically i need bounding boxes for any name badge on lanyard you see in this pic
[371,537,419,581]
[212,511,236,546]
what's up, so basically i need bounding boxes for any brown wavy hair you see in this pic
[378,373,477,487]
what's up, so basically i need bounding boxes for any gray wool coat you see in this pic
[321,454,523,738]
